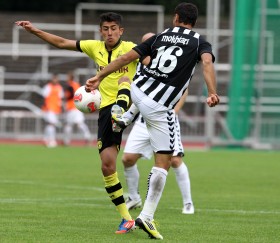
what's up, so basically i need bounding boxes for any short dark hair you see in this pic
[99,12,123,27]
[174,2,198,27]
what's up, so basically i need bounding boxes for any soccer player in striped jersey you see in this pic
[16,12,138,234]
[86,3,220,240]
[120,33,194,215]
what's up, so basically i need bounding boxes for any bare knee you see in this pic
[122,153,140,168]
[100,146,118,176]
[171,156,183,168]
[118,76,131,85]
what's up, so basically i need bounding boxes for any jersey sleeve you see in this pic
[198,36,215,63]
[133,35,157,58]
[76,40,99,59]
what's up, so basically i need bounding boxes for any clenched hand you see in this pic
[206,94,220,107]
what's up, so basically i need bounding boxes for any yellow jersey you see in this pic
[78,40,138,109]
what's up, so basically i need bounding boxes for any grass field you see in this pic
[0,144,280,242]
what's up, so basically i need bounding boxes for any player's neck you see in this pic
[176,23,193,30]
[105,38,122,51]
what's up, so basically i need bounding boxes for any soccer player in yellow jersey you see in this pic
[85,3,219,239]
[16,12,138,234]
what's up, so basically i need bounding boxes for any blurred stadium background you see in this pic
[0,0,279,149]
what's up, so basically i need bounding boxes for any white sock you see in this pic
[44,124,56,143]
[173,162,193,205]
[77,123,91,140]
[63,124,72,145]
[124,164,141,201]
[123,103,139,122]
[140,166,168,221]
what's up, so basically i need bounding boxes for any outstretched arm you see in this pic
[15,21,77,51]
[201,53,220,107]
[85,49,140,91]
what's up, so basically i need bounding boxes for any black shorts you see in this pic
[97,104,123,153]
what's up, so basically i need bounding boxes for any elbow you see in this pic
[55,38,73,50]
[56,41,67,49]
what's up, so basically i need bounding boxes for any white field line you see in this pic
[0,198,111,208]
[0,196,279,215]
[0,197,106,203]
[170,207,280,215]
[0,179,104,191]
[1,179,280,215]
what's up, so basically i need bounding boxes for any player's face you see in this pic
[51,76,59,84]
[100,21,124,49]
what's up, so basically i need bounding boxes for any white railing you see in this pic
[75,3,164,38]
[0,66,5,100]
[0,100,42,116]
[1,99,279,149]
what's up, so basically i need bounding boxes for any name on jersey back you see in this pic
[161,35,190,45]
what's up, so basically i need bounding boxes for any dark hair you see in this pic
[174,2,198,27]
[99,12,123,27]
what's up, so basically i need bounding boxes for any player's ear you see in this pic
[119,27,124,36]
[173,14,179,25]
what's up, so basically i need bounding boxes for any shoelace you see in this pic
[151,219,160,229]
[185,203,192,210]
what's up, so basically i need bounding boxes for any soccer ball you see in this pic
[73,85,101,113]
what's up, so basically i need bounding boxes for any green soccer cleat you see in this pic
[135,217,163,240]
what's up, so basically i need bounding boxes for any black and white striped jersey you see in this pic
[133,26,215,109]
